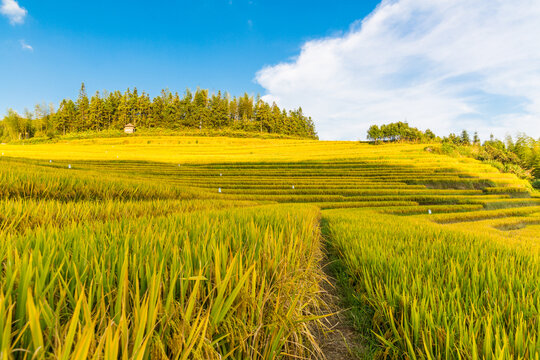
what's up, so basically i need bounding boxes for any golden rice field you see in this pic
[0,136,538,359]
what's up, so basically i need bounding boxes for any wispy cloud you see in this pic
[0,0,27,25]
[20,39,32,51]
[256,0,540,140]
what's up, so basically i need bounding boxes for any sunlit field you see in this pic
[1,136,538,359]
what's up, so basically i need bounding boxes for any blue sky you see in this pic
[0,0,379,114]
[256,0,540,140]
[2,0,540,140]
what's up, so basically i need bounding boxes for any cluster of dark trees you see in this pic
[436,131,539,181]
[475,134,540,180]
[0,83,318,141]
[366,122,437,142]
[368,122,540,185]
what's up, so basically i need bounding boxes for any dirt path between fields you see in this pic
[312,217,370,360]
[314,264,366,360]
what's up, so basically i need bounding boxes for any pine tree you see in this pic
[138,92,152,127]
[229,96,238,124]
[193,89,209,129]
[131,88,140,126]
[255,99,271,132]
[460,130,471,145]
[117,91,130,129]
[210,91,229,129]
[76,82,90,131]
[102,90,119,129]
[150,95,164,128]
[54,100,77,134]
[179,89,194,128]
[473,131,480,145]
[238,93,253,122]
[21,84,318,139]
[89,91,104,131]
[160,89,174,127]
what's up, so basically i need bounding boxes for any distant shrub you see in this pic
[440,143,456,155]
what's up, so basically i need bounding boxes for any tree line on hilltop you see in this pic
[0,83,318,141]
[367,121,540,187]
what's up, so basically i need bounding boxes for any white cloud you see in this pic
[256,0,540,140]
[20,39,32,51]
[0,0,27,25]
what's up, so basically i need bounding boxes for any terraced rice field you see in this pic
[0,137,538,359]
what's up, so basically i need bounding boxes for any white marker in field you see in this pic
[220,173,222,176]
[68,164,72,169]
[49,160,52,163]
[428,209,432,215]
[218,187,222,193]
[292,185,295,189]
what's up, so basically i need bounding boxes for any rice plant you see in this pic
[1,137,538,359]
[0,205,327,359]
[324,208,540,359]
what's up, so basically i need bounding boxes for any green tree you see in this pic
[116,90,131,128]
[130,88,140,126]
[102,90,120,129]
[34,103,51,134]
[209,91,229,129]
[460,130,471,145]
[137,92,152,127]
[238,93,253,122]
[229,96,239,123]
[3,109,23,140]
[473,132,480,145]
[193,89,209,129]
[424,129,436,141]
[22,84,319,139]
[254,99,272,133]
[160,89,175,127]
[54,99,77,134]
[76,82,90,131]
[179,89,194,128]
[270,103,282,133]
[150,95,164,128]
[367,125,382,141]
[89,91,104,131]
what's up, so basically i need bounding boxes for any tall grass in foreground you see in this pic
[0,205,326,359]
[324,208,540,359]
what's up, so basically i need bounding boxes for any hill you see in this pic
[0,85,318,142]
[0,136,538,359]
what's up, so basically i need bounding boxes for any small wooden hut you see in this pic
[124,123,136,134]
